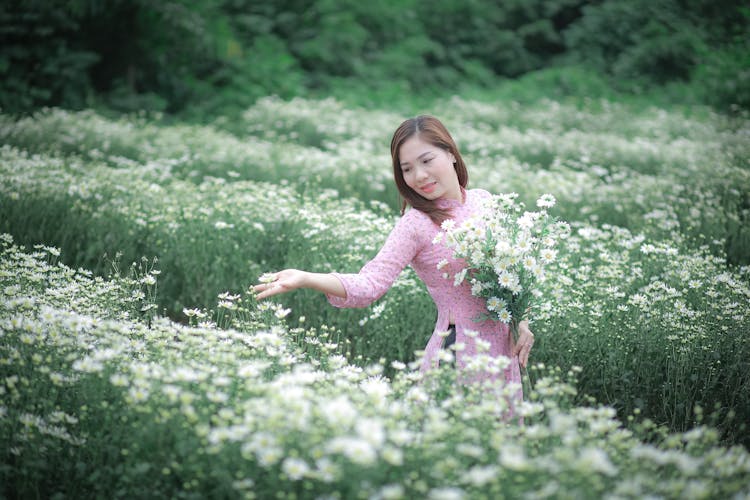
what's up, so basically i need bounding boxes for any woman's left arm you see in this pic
[512,320,535,368]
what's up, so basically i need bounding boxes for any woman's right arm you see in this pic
[252,269,346,301]
[253,209,422,307]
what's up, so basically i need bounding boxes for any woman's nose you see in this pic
[414,166,428,180]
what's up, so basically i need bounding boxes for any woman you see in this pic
[253,115,535,396]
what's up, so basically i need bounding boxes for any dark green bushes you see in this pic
[2,0,747,115]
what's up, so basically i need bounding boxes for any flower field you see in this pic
[1,96,749,498]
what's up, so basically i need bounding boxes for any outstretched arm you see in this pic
[254,209,422,308]
[252,269,346,301]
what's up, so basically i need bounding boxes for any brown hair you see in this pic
[390,115,468,225]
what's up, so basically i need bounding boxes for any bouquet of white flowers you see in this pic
[436,192,569,353]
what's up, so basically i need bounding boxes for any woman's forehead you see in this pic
[400,136,438,159]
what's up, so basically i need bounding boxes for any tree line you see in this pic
[1,0,747,115]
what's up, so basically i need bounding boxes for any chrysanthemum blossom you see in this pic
[441,219,455,231]
[540,248,557,264]
[497,309,512,323]
[537,193,556,208]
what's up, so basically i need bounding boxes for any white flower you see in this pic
[540,248,557,264]
[356,418,385,447]
[486,296,505,311]
[498,272,518,289]
[466,465,498,486]
[218,300,237,310]
[456,240,469,256]
[314,457,339,482]
[453,268,467,286]
[640,243,657,254]
[495,240,511,255]
[183,308,207,318]
[441,219,455,231]
[72,357,104,373]
[381,446,404,467]
[127,386,149,403]
[530,263,545,280]
[517,214,535,230]
[436,258,449,270]
[327,437,377,465]
[281,457,310,480]
[470,249,484,266]
[140,275,157,286]
[493,259,511,273]
[377,483,405,499]
[391,360,406,370]
[499,444,528,470]
[428,487,465,500]
[110,373,129,387]
[274,307,291,319]
[360,377,391,406]
[321,396,357,428]
[497,309,512,323]
[522,256,537,270]
[437,350,454,363]
[475,338,491,353]
[257,447,283,467]
[515,237,533,254]
[450,342,466,352]
[577,447,618,476]
[536,193,556,208]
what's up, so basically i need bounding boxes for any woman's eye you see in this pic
[424,158,433,164]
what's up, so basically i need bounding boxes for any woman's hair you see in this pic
[390,115,468,225]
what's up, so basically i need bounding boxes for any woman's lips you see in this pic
[420,182,437,194]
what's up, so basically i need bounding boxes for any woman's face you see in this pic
[398,135,461,202]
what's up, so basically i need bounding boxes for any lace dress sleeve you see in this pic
[326,209,424,308]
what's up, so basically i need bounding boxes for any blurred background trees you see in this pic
[1,0,747,117]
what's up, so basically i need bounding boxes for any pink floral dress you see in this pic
[326,188,522,397]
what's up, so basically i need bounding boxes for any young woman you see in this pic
[253,115,535,396]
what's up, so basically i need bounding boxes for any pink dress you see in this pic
[326,188,522,397]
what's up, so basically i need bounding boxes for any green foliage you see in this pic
[2,235,750,498]
[417,0,575,81]
[562,0,750,109]
[0,0,100,112]
[1,0,748,114]
[1,95,749,448]
[691,23,750,112]
[563,0,697,87]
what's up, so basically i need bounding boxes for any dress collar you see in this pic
[435,186,467,209]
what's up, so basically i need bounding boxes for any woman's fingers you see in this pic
[253,281,282,300]
[513,325,535,367]
[519,341,533,368]
[252,272,285,300]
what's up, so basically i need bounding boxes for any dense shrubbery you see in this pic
[4,97,748,263]
[1,0,748,114]
[1,96,749,449]
[2,234,750,498]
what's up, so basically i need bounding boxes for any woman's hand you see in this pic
[512,320,535,369]
[252,269,307,300]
